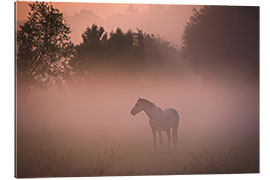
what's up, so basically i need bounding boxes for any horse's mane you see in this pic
[139,98,157,108]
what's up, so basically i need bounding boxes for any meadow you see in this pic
[16,75,259,177]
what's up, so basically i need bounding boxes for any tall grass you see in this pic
[183,146,258,174]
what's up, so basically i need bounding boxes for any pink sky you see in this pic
[16,1,201,47]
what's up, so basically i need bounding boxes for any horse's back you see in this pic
[164,108,179,124]
[149,107,179,131]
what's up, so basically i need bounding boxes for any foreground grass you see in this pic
[16,142,258,177]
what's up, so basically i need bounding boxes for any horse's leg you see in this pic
[152,129,157,152]
[166,129,171,150]
[158,131,163,148]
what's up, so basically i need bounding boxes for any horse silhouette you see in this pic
[131,98,180,151]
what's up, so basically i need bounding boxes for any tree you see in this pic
[71,26,146,75]
[79,24,107,56]
[106,28,146,67]
[181,6,259,82]
[143,33,180,71]
[17,2,74,90]
[71,25,182,74]
[70,24,108,74]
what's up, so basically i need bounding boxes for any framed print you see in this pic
[15,1,259,178]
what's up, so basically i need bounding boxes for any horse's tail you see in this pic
[172,122,178,145]
[172,110,179,145]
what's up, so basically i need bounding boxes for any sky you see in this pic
[16,1,201,47]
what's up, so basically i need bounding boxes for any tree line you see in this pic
[181,6,259,82]
[16,2,259,91]
[71,24,181,76]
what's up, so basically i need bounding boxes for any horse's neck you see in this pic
[143,106,161,120]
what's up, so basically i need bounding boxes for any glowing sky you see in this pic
[16,1,201,47]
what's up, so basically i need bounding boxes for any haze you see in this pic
[16,1,201,46]
[16,72,259,177]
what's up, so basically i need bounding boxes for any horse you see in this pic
[130,97,180,151]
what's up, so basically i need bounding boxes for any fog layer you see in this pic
[16,73,259,177]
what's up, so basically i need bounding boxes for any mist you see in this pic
[16,2,200,46]
[16,71,259,177]
[65,4,201,46]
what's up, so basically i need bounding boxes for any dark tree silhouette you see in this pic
[71,25,182,77]
[143,33,181,71]
[79,24,107,57]
[17,2,74,90]
[107,28,134,59]
[71,24,108,73]
[106,28,146,67]
[181,6,259,82]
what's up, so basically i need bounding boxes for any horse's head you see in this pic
[131,97,144,116]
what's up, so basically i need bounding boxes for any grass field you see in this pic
[16,132,259,177]
[16,79,259,177]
